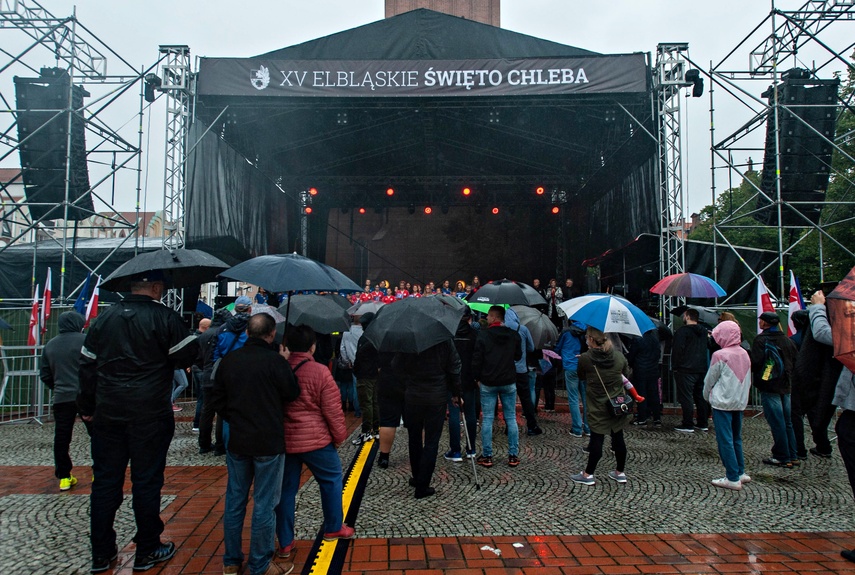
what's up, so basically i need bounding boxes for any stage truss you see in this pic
[0,0,165,301]
[701,0,855,303]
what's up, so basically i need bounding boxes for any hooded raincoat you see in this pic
[703,321,752,411]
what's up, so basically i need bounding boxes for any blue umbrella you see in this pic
[558,294,655,337]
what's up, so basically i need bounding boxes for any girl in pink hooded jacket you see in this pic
[703,320,752,491]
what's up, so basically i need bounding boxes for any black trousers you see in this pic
[809,378,840,455]
[836,409,855,500]
[633,368,662,421]
[515,372,539,431]
[53,401,92,479]
[585,430,627,475]
[536,370,557,411]
[675,372,709,428]
[404,402,446,492]
[198,385,223,450]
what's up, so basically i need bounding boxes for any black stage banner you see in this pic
[197,54,647,98]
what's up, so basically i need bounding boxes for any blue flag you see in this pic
[73,273,91,315]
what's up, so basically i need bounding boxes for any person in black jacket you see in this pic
[352,313,380,445]
[628,327,661,426]
[751,311,800,467]
[472,306,522,468]
[40,310,91,491]
[198,309,229,455]
[671,309,711,433]
[78,270,199,573]
[444,310,478,461]
[210,313,300,575]
[393,338,461,498]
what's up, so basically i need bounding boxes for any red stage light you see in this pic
[462,187,472,196]
[304,206,313,215]
[358,207,366,214]
[386,187,395,196]
[424,206,432,214]
[308,187,318,196]
[536,186,545,195]
[491,207,499,215]
[551,206,560,214]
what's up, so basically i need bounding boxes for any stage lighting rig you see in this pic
[462,186,472,197]
[386,187,395,197]
[358,207,366,214]
[535,186,545,195]
[144,73,162,103]
[424,206,432,215]
[491,207,499,215]
[685,69,704,97]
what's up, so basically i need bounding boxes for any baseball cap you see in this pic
[758,311,780,325]
[234,295,252,311]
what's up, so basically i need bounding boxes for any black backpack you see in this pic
[760,339,786,385]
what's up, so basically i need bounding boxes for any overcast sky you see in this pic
[17,1,855,214]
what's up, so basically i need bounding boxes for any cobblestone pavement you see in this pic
[1,405,855,574]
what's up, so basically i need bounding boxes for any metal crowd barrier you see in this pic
[0,345,52,424]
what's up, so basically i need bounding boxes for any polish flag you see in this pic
[756,277,776,334]
[40,268,52,334]
[84,276,101,329]
[27,284,40,348]
[787,270,805,337]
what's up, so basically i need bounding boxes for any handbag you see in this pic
[594,365,634,417]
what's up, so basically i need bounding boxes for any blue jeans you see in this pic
[224,452,285,575]
[338,374,359,413]
[712,409,745,482]
[275,444,343,547]
[564,370,589,435]
[90,417,174,559]
[528,370,537,406]
[760,392,797,462]
[447,388,477,453]
[480,383,519,457]
[171,369,188,404]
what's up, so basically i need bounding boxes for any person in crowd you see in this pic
[704,319,753,490]
[216,296,252,362]
[535,350,558,412]
[672,308,711,433]
[797,294,844,459]
[171,368,189,412]
[445,308,478,461]
[472,305,522,468]
[337,317,361,416]
[78,270,199,573]
[787,309,813,459]
[352,313,380,444]
[312,332,334,369]
[504,308,542,436]
[198,309,229,455]
[40,310,91,491]
[628,326,662,426]
[471,276,481,293]
[440,280,451,295]
[376,350,404,468]
[455,281,467,298]
[572,327,631,486]
[532,278,545,299]
[275,325,351,561]
[394,337,461,498]
[555,321,589,437]
[564,278,579,299]
[211,314,300,575]
[191,318,211,431]
[397,280,409,299]
[544,279,564,328]
[255,287,268,305]
[807,289,855,563]
[751,311,799,467]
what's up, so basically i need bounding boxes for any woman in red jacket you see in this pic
[274,325,352,559]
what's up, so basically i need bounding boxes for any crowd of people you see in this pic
[34,269,855,572]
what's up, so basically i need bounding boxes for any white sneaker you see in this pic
[711,477,742,491]
[739,474,751,484]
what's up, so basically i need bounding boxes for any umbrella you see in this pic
[347,300,386,315]
[251,304,287,324]
[101,248,229,292]
[434,293,467,310]
[558,294,655,337]
[465,278,547,306]
[363,296,465,353]
[650,273,726,298]
[669,305,720,327]
[278,294,351,334]
[510,305,560,348]
[219,253,361,294]
[827,265,855,371]
[467,301,507,315]
[323,293,352,311]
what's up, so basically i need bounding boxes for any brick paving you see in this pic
[1,403,854,574]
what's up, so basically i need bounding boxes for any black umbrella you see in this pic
[101,248,229,292]
[510,305,560,348]
[277,294,351,334]
[465,278,547,307]
[363,297,464,353]
[322,293,353,311]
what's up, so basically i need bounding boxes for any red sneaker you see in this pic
[322,525,356,541]
[276,542,295,559]
[172,404,183,412]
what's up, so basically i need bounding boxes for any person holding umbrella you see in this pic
[571,327,632,486]
[353,313,380,444]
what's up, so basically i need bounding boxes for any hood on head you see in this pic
[504,307,520,329]
[58,310,85,333]
[712,320,741,348]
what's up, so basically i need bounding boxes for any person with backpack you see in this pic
[555,321,589,437]
[750,311,799,467]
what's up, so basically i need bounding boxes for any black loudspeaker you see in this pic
[756,71,839,226]
[215,295,237,309]
[14,68,93,221]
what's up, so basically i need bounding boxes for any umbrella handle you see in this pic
[460,405,480,490]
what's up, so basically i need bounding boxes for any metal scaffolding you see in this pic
[703,0,855,303]
[0,0,163,301]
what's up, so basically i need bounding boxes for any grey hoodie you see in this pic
[40,311,86,404]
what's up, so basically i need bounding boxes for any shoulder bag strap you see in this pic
[593,365,614,402]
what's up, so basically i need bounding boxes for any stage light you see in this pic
[491,207,499,215]
[551,205,560,214]
[308,187,318,196]
[685,69,704,97]
[462,187,472,196]
[386,187,395,197]
[144,73,162,103]
[408,203,415,215]
[536,186,545,195]
[424,206,432,215]
[304,206,313,215]
[358,207,366,214]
